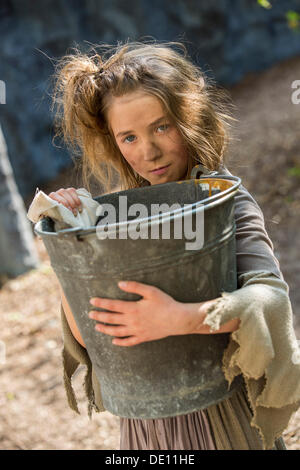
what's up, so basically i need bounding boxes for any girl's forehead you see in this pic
[107,91,167,129]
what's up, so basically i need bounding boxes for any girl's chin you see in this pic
[149,176,172,185]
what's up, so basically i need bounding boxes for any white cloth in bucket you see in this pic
[27,187,101,231]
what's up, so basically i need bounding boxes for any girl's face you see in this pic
[107,90,189,185]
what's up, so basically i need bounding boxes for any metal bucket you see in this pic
[34,166,243,418]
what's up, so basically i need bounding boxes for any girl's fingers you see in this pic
[66,188,82,207]
[57,189,80,211]
[49,192,72,210]
[118,280,156,298]
[89,311,124,324]
[49,189,81,215]
[94,323,129,337]
[112,336,142,347]
[90,297,136,313]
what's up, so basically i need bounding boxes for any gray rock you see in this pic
[0,125,39,280]
[0,0,299,200]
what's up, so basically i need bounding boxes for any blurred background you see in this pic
[0,0,299,450]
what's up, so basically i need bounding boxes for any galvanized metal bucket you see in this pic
[34,165,243,418]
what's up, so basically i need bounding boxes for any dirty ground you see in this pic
[0,56,299,449]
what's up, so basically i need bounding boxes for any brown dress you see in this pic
[119,384,286,450]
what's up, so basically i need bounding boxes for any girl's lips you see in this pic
[150,164,170,175]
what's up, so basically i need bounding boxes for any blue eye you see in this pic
[157,124,169,132]
[124,135,135,143]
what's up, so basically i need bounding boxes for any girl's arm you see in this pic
[88,170,280,346]
[181,298,240,334]
[219,164,282,281]
[88,281,240,347]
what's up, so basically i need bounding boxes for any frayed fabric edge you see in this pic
[62,347,80,415]
[62,346,102,418]
[203,297,299,450]
[83,365,102,419]
[203,292,235,332]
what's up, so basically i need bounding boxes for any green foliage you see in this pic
[257,1,300,31]
[284,195,294,204]
[287,166,300,178]
[257,0,272,9]
[286,10,300,31]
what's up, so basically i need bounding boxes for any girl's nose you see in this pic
[142,141,162,161]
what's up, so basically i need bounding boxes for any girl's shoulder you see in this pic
[218,164,282,280]
[217,163,262,214]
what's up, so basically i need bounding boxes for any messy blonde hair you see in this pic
[51,40,236,193]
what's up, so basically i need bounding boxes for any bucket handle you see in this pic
[190,164,218,180]
[56,226,85,239]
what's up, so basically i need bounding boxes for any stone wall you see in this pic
[0,0,299,200]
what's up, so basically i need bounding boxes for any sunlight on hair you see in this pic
[50,40,237,194]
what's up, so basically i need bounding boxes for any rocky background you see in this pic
[0,0,299,450]
[0,0,300,199]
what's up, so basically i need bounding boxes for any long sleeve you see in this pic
[202,165,300,450]
[218,164,282,280]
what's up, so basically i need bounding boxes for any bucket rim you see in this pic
[34,175,241,239]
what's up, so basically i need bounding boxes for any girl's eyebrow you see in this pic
[116,116,166,138]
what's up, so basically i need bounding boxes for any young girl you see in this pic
[48,41,299,450]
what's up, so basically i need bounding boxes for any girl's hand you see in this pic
[88,281,199,347]
[48,187,82,216]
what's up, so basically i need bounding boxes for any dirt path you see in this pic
[227,55,300,329]
[1,56,299,450]
[0,239,120,450]
[0,238,298,450]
